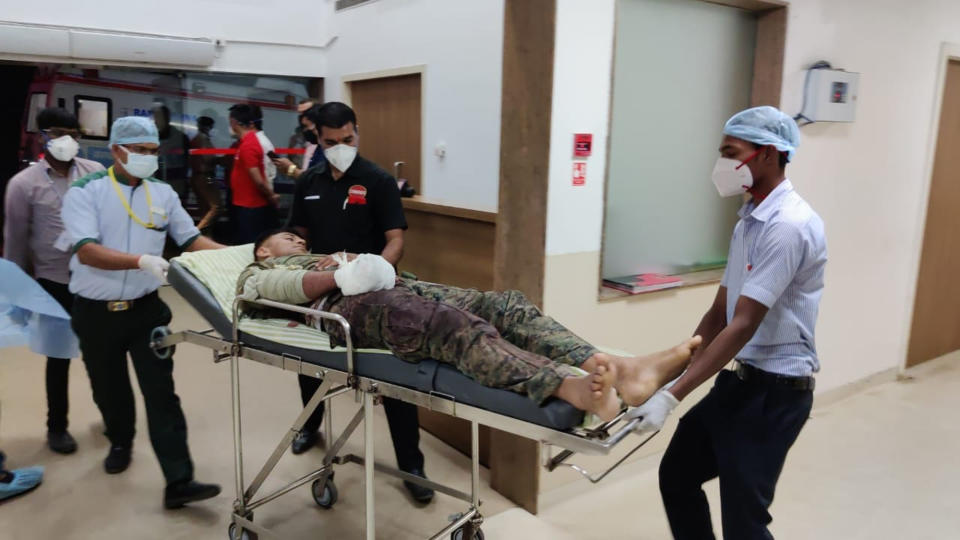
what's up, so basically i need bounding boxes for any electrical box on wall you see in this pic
[800,68,860,122]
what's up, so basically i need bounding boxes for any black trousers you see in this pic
[298,374,424,472]
[233,205,277,245]
[72,293,194,485]
[36,278,73,433]
[659,369,813,540]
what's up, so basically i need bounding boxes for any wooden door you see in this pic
[348,74,421,190]
[907,60,960,367]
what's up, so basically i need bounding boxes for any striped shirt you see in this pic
[721,180,827,376]
[3,158,105,284]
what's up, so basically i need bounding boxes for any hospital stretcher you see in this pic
[152,256,655,540]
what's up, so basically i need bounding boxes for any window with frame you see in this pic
[601,0,777,292]
[75,96,112,139]
[26,93,47,133]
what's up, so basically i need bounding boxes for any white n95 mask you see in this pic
[47,135,80,162]
[711,157,754,197]
[121,147,159,179]
[324,144,358,172]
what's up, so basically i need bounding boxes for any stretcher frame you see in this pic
[154,295,653,540]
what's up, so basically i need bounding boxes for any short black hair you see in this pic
[751,143,789,169]
[253,227,304,258]
[36,107,78,131]
[229,104,261,128]
[315,102,357,131]
[197,116,214,130]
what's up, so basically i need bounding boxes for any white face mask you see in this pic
[711,157,754,197]
[120,146,159,179]
[46,135,79,162]
[324,144,357,173]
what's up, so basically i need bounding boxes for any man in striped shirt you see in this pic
[629,106,827,539]
[3,107,105,455]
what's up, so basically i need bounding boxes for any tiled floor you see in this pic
[485,352,960,539]
[2,287,958,538]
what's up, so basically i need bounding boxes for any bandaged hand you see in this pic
[138,254,170,283]
[333,253,396,296]
[316,252,357,270]
[626,389,679,433]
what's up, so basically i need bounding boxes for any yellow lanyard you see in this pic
[108,166,157,230]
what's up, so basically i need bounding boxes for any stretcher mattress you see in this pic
[169,246,584,431]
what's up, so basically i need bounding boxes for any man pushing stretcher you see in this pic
[237,229,702,421]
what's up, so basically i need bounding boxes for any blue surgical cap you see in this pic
[722,106,800,161]
[109,116,159,146]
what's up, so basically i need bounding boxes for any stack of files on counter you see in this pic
[603,273,684,294]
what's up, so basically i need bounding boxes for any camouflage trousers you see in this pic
[322,279,598,404]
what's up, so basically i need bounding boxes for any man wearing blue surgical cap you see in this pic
[629,106,827,539]
[61,116,225,508]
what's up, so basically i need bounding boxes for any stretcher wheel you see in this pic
[150,326,174,360]
[451,526,484,540]
[227,522,257,540]
[312,476,338,509]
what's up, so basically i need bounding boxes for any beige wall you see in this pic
[545,0,960,397]
[539,0,960,497]
[544,252,717,355]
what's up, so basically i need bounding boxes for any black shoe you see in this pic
[104,445,132,474]
[47,431,78,455]
[291,430,320,455]
[163,480,222,509]
[402,468,435,504]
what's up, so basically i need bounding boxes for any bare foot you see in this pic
[590,336,703,407]
[555,360,620,421]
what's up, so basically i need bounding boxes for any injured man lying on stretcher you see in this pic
[236,230,702,421]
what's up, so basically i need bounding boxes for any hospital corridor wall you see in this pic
[540,0,960,493]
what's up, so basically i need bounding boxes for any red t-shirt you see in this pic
[230,131,268,208]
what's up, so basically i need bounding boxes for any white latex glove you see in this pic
[138,255,170,283]
[333,253,396,296]
[626,389,680,433]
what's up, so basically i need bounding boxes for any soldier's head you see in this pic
[254,229,308,260]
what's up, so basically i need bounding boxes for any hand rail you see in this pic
[231,296,356,375]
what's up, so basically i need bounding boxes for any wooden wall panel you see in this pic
[490,0,557,515]
[751,6,787,107]
[494,0,555,308]
[399,207,495,290]
[417,411,492,467]
[907,60,960,367]
[397,203,497,474]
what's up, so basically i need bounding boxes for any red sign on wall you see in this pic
[572,162,587,186]
[574,133,593,157]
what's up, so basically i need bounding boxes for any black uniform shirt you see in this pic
[288,155,407,255]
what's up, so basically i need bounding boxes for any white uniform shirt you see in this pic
[721,180,827,377]
[255,131,277,186]
[61,167,200,300]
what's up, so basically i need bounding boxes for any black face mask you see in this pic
[303,128,318,145]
